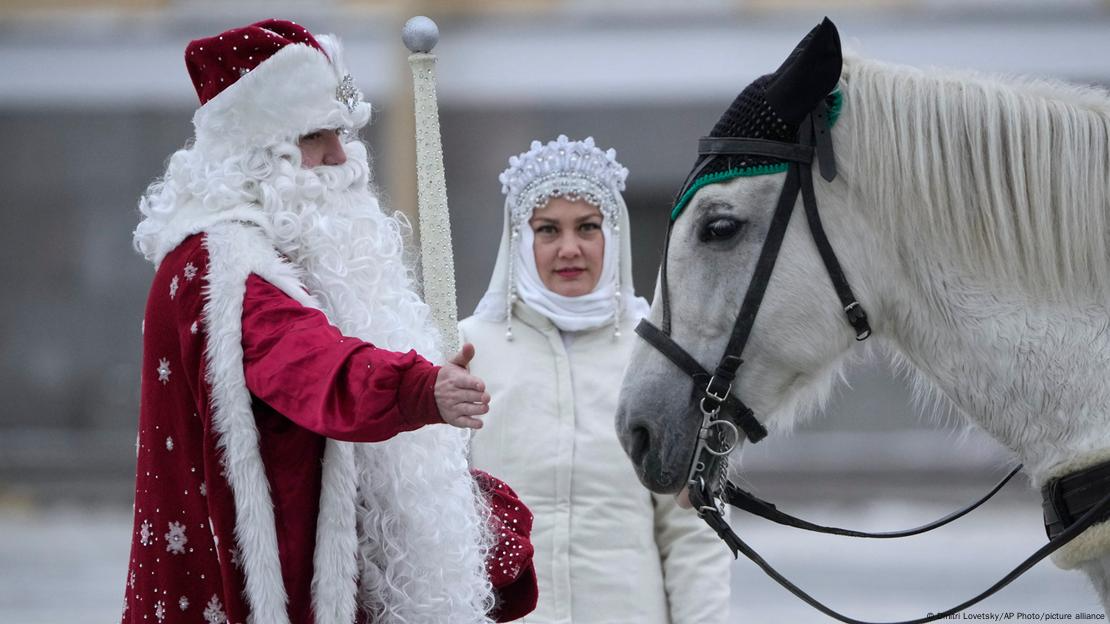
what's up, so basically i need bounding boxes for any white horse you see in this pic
[615,19,1110,611]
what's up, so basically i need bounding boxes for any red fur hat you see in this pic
[185,19,325,106]
[184,19,366,153]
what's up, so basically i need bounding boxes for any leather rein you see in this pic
[634,99,1110,623]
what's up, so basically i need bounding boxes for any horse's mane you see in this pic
[840,55,1110,300]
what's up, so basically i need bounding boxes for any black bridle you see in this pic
[637,98,870,508]
[634,98,1110,623]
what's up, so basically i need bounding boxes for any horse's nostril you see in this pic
[629,424,651,466]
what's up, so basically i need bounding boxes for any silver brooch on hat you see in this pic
[336,74,362,113]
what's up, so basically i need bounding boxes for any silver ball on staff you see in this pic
[402,16,439,54]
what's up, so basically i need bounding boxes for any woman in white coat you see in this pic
[461,136,732,623]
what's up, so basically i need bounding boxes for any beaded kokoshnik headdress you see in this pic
[498,135,630,339]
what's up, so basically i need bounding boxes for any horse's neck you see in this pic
[883,266,1110,483]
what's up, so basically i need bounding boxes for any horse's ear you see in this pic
[764,17,842,126]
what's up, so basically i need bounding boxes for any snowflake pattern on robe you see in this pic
[198,482,207,497]
[169,276,179,299]
[157,358,171,385]
[203,595,226,624]
[165,521,187,554]
[178,596,189,611]
[154,599,165,622]
[166,436,174,451]
[139,520,153,546]
[190,321,199,335]
[183,262,198,281]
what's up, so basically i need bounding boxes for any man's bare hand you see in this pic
[435,343,490,429]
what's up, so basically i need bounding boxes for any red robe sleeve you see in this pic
[241,274,443,441]
[473,469,539,622]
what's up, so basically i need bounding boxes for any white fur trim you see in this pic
[1054,521,1110,570]
[312,440,359,623]
[149,200,270,269]
[1044,450,1110,569]
[1043,448,1110,485]
[202,222,358,622]
[192,40,369,155]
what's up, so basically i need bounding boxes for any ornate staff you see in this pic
[402,16,459,358]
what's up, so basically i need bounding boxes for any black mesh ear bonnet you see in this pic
[670,82,842,220]
[671,18,844,220]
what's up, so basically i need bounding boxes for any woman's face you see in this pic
[529,196,606,297]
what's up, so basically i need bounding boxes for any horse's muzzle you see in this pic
[617,406,692,495]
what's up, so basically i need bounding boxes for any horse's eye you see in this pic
[700,218,743,242]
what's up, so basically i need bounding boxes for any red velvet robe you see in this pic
[123,232,536,623]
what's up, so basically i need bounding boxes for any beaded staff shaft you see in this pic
[403,17,458,357]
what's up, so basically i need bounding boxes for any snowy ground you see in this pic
[0,477,1103,624]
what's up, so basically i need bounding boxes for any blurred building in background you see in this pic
[1,0,1109,506]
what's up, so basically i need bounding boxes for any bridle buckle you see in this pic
[704,375,732,403]
[844,301,872,341]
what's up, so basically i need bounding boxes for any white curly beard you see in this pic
[265,140,496,623]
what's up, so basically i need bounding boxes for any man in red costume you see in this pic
[124,19,536,624]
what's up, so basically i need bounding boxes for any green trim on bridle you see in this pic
[670,164,789,220]
[670,90,843,221]
[826,89,843,126]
